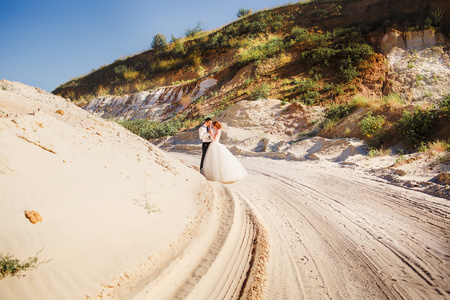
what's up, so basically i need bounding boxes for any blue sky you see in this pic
[0,0,293,92]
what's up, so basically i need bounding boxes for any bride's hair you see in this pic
[212,121,222,129]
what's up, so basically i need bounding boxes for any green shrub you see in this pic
[322,82,335,92]
[397,107,439,147]
[250,19,268,33]
[306,32,332,47]
[325,104,354,120]
[205,33,227,49]
[185,21,204,37]
[1,249,50,279]
[305,47,337,65]
[301,91,321,105]
[301,27,373,82]
[360,111,386,148]
[296,78,317,93]
[237,8,252,18]
[360,111,385,137]
[417,142,428,152]
[440,93,450,115]
[140,120,181,139]
[312,8,328,18]
[251,84,271,100]
[339,64,359,82]
[290,27,308,42]
[238,37,284,64]
[117,119,181,140]
[293,78,322,105]
[333,85,345,96]
[337,44,373,64]
[227,10,287,37]
[151,33,167,52]
[171,39,186,57]
[114,65,127,75]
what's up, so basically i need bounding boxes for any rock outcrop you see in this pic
[380,28,449,54]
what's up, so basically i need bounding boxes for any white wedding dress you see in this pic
[203,129,247,183]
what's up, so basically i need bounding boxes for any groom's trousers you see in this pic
[200,142,211,170]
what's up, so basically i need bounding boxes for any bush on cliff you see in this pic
[117,119,181,140]
[397,107,439,147]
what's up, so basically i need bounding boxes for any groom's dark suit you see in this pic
[199,123,212,170]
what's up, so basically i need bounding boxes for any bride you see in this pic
[203,121,248,183]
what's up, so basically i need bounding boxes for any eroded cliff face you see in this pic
[84,78,217,120]
[380,28,450,104]
[378,28,448,53]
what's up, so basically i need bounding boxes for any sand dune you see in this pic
[0,80,264,299]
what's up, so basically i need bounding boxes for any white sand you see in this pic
[0,80,264,299]
[173,152,450,299]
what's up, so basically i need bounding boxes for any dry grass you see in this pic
[182,118,202,130]
[189,53,202,67]
[322,118,338,131]
[436,172,450,184]
[343,127,352,136]
[96,85,109,96]
[152,57,184,72]
[368,147,391,157]
[427,139,449,152]
[73,96,88,107]
[123,70,140,82]
[351,95,381,109]
[114,86,125,96]
[382,93,405,105]
[179,94,193,109]
[351,94,406,112]
[135,81,149,92]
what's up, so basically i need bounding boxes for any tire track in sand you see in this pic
[230,158,449,299]
[170,153,449,299]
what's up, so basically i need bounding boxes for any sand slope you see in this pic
[0,80,266,299]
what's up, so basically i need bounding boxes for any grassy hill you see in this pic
[52,0,450,151]
[53,0,449,101]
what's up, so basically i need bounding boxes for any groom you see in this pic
[199,117,212,172]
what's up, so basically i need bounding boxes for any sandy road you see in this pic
[171,152,450,300]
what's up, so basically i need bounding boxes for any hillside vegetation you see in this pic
[52,0,450,151]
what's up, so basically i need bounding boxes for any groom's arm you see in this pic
[199,126,208,140]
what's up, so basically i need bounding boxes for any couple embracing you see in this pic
[199,118,247,183]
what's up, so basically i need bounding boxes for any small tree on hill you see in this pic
[151,33,167,52]
[237,8,252,18]
[185,21,204,38]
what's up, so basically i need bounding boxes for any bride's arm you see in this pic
[212,129,221,141]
